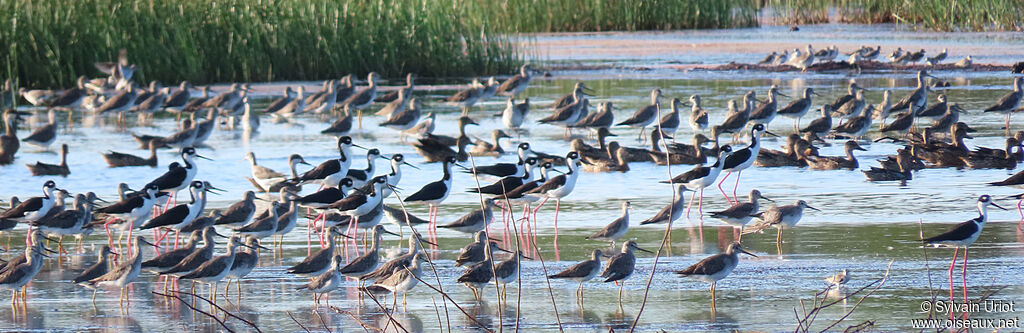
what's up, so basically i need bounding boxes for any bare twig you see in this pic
[314,309,333,333]
[389,188,452,332]
[468,154,504,332]
[361,290,409,333]
[172,290,262,333]
[407,272,494,332]
[152,291,235,333]
[329,306,380,332]
[287,311,312,333]
[818,260,894,332]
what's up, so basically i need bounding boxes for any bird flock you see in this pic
[1,46,1023,326]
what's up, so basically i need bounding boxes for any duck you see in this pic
[581,146,630,173]
[26,143,70,176]
[864,149,913,181]
[102,140,158,168]
[805,140,866,170]
[961,137,1020,170]
[470,129,511,157]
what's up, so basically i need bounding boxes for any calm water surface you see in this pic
[3,24,1024,332]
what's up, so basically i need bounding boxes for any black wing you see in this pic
[404,180,447,202]
[296,187,344,205]
[923,219,979,244]
[528,174,567,194]
[328,193,368,211]
[0,197,42,219]
[146,166,187,191]
[139,205,188,229]
[97,196,144,214]
[666,164,710,184]
[467,163,517,177]
[296,159,340,182]
[723,148,752,169]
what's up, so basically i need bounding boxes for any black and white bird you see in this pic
[660,145,733,217]
[293,136,358,187]
[139,181,215,246]
[466,142,532,178]
[718,124,771,203]
[329,175,389,228]
[145,147,209,198]
[0,180,64,224]
[468,157,537,195]
[345,148,383,188]
[405,156,459,226]
[92,184,161,243]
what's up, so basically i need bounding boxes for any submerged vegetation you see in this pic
[767,0,1024,31]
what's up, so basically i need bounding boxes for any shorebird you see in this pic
[954,55,972,68]
[776,88,817,130]
[660,145,733,217]
[467,142,532,178]
[676,242,757,299]
[51,77,89,109]
[806,140,867,170]
[329,175,388,237]
[139,181,214,246]
[923,195,1005,318]
[294,136,357,187]
[616,88,662,141]
[25,143,69,176]
[405,156,458,231]
[379,95,420,131]
[601,240,652,302]
[377,73,416,103]
[502,97,530,131]
[718,124,770,203]
[456,240,497,300]
[745,200,820,247]
[224,237,267,296]
[179,235,256,302]
[73,245,116,293]
[439,198,496,234]
[446,78,484,114]
[0,180,64,224]
[983,77,1023,133]
[748,85,786,128]
[586,201,630,245]
[21,109,57,150]
[493,250,528,298]
[296,254,345,308]
[363,252,426,309]
[549,249,602,303]
[525,151,581,231]
[92,184,160,248]
[141,230,201,273]
[145,147,209,204]
[234,201,281,240]
[656,98,683,138]
[834,87,867,120]
[832,99,873,140]
[455,231,504,267]
[213,191,256,227]
[799,105,833,139]
[346,148,383,188]
[0,240,49,304]
[926,48,948,66]
[709,190,771,238]
[687,95,708,132]
[339,225,400,280]
[341,72,379,110]
[85,236,157,310]
[891,70,936,114]
[496,64,534,98]
[321,105,354,136]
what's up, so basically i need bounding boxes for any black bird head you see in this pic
[525,157,538,165]
[43,180,56,190]
[373,176,388,184]
[566,151,580,159]
[392,154,404,162]
[445,156,458,164]
[367,148,381,157]
[518,142,530,151]
[338,136,353,146]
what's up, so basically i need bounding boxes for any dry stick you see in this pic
[630,102,675,333]
[389,188,452,332]
[314,309,333,333]
[153,291,235,333]
[497,184,524,332]
[171,290,263,333]
[818,259,894,332]
[918,218,939,326]
[431,297,444,332]
[329,306,380,332]
[362,291,409,333]
[407,270,494,332]
[528,237,563,332]
[467,154,504,332]
[287,311,313,333]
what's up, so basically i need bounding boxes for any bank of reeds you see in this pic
[488,0,758,32]
[766,0,1024,31]
[0,0,522,88]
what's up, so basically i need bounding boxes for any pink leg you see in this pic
[553,200,561,261]
[962,247,968,318]
[686,188,697,218]
[717,172,733,204]
[126,221,135,257]
[103,218,117,250]
[732,171,742,202]
[697,188,705,217]
[1017,200,1023,226]
[948,248,958,319]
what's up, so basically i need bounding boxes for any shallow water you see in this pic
[3,24,1024,332]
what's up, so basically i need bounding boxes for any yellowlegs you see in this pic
[224,237,267,296]
[502,98,530,131]
[179,235,256,301]
[84,236,157,310]
[161,81,192,111]
[983,77,1023,133]
[923,195,1005,318]
[496,64,534,98]
[676,242,756,299]
[494,250,528,298]
[141,230,201,273]
[0,239,49,304]
[213,191,256,227]
[21,109,57,150]
[339,225,399,280]
[601,240,652,302]
[342,72,379,111]
[18,87,57,107]
[539,93,588,135]
[749,85,786,128]
[586,201,630,245]
[549,249,603,303]
[296,254,345,308]
[25,143,69,176]
[234,201,281,240]
[73,245,116,290]
[709,190,771,238]
[306,81,338,114]
[446,78,483,114]
[954,55,973,68]
[288,226,347,276]
[364,252,426,309]
[719,124,771,203]
[926,48,948,66]
[800,105,833,139]
[757,52,777,65]
[891,70,936,114]
[616,88,662,141]
[746,200,820,246]
[321,105,354,136]
[94,84,137,114]
[806,140,867,170]
[832,98,873,140]
[439,199,497,234]
[455,231,503,267]
[456,240,496,300]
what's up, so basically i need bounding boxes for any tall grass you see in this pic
[486,0,759,32]
[0,0,522,88]
[767,0,1024,31]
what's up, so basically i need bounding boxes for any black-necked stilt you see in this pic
[145,147,209,205]
[21,109,57,150]
[496,64,533,98]
[93,184,160,248]
[719,124,771,203]
[616,88,662,141]
[0,180,64,224]
[139,181,216,246]
[405,156,458,232]
[601,240,652,303]
[378,154,416,199]
[525,151,581,231]
[709,189,771,239]
[548,249,603,303]
[467,142,532,178]
[806,140,867,170]
[587,201,630,245]
[662,145,733,217]
[746,200,820,247]
[84,236,156,309]
[293,136,357,188]
[923,195,1005,319]
[346,148,382,188]
[469,157,536,196]
[676,242,756,300]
